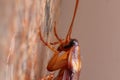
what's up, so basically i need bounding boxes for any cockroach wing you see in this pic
[67,45,81,80]
[62,70,70,80]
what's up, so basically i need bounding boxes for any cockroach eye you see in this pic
[70,39,79,46]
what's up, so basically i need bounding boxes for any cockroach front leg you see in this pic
[47,51,69,71]
[40,52,69,80]
[41,72,54,80]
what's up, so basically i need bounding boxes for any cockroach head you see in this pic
[69,39,79,46]
[57,39,79,52]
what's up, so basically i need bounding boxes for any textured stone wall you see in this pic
[0,0,60,80]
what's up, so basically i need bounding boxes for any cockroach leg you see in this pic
[41,72,54,80]
[53,22,62,42]
[50,41,60,45]
[38,27,58,53]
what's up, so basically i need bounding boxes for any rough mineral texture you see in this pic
[0,0,60,80]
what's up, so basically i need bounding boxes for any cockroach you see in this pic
[39,0,81,80]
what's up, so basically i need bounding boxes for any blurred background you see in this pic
[0,0,12,57]
[0,0,13,79]
[58,0,120,80]
[0,0,120,80]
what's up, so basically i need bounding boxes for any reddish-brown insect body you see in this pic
[39,0,81,80]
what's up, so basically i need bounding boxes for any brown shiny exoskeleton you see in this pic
[39,0,81,80]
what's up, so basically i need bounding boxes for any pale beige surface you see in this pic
[0,0,120,80]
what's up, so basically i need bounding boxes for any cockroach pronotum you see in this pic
[39,0,81,79]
